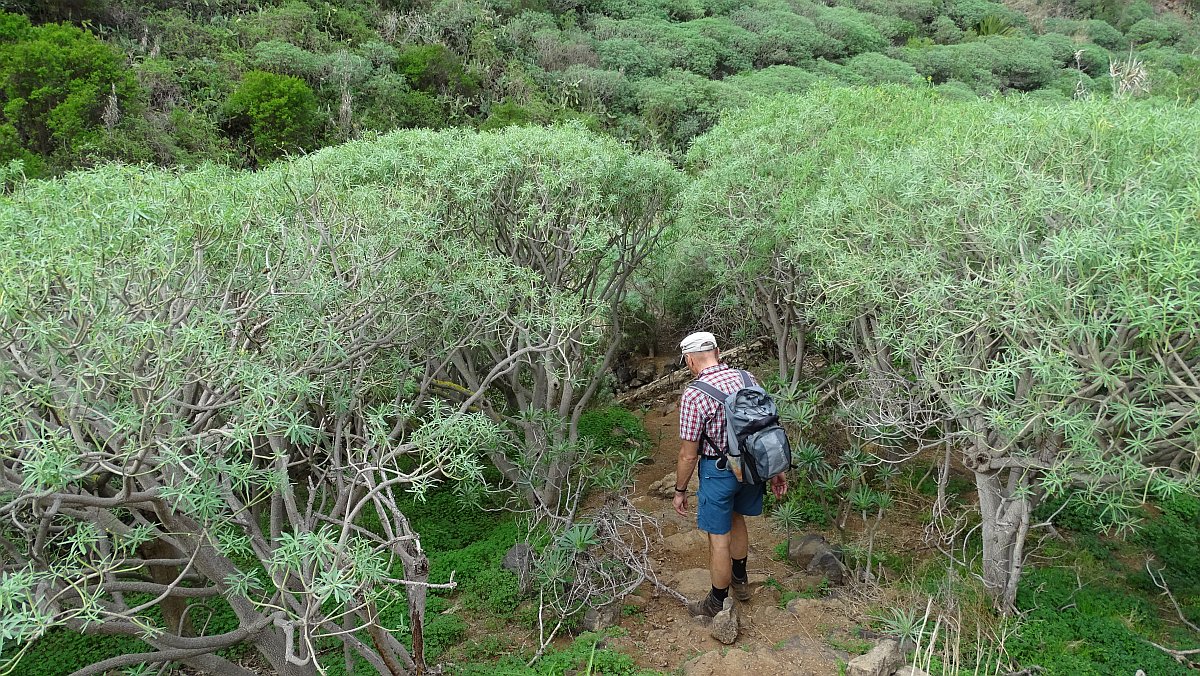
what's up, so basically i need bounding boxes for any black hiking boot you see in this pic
[730,575,752,602]
[687,591,725,618]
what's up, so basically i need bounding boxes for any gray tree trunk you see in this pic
[974,470,1031,613]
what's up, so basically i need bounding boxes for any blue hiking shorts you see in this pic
[697,456,766,535]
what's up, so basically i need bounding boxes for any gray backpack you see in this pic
[689,370,793,484]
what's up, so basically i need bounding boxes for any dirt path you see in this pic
[604,396,864,675]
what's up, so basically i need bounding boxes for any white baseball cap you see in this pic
[679,331,718,354]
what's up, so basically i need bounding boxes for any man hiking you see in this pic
[672,331,788,617]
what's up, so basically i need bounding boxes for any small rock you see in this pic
[658,401,679,415]
[807,550,847,585]
[663,529,709,553]
[501,543,533,590]
[580,599,622,632]
[846,639,903,676]
[673,568,714,600]
[649,472,699,499]
[625,593,648,609]
[787,534,830,567]
[501,542,532,573]
[785,596,823,616]
[710,598,739,645]
[895,666,932,676]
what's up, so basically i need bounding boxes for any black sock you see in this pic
[711,585,728,602]
[732,557,747,581]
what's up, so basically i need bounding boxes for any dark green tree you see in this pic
[0,12,143,174]
[224,70,321,162]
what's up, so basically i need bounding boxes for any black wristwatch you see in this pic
[674,487,687,493]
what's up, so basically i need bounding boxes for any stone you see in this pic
[785,596,824,617]
[709,598,739,645]
[649,471,698,499]
[501,542,532,573]
[663,529,709,553]
[749,604,792,629]
[807,550,847,585]
[580,599,622,632]
[787,534,831,567]
[896,667,932,676]
[846,639,904,676]
[673,568,714,601]
[501,543,533,590]
[624,593,648,609]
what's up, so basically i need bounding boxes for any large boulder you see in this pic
[895,666,932,676]
[846,639,904,676]
[663,529,709,553]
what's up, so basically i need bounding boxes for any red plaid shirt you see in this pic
[679,364,755,457]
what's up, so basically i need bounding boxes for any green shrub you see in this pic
[636,69,732,151]
[551,65,638,114]
[480,98,547,130]
[596,37,672,78]
[1073,42,1111,76]
[396,44,479,95]
[729,8,828,66]
[250,39,325,80]
[841,0,940,24]
[808,58,867,85]
[930,15,963,44]
[847,52,920,84]
[1084,19,1126,49]
[1116,0,1155,32]
[810,5,888,57]
[725,65,824,95]
[947,0,1026,31]
[1125,17,1186,46]
[223,70,321,162]
[0,13,144,173]
[982,36,1058,91]
[361,74,445,131]
[1038,32,1078,66]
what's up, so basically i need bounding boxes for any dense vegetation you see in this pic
[0,0,1197,175]
[1,1,1199,675]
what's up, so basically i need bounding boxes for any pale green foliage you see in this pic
[684,86,1200,604]
[0,124,678,673]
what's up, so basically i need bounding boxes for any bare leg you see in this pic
[708,531,732,589]
[730,513,748,561]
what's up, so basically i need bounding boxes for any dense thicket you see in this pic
[682,86,1200,611]
[0,0,1197,174]
[0,124,677,675]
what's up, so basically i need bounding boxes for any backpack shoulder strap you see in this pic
[688,379,727,404]
[737,370,754,389]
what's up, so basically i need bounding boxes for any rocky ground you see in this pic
[597,395,921,676]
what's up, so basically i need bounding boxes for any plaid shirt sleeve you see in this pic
[678,387,706,442]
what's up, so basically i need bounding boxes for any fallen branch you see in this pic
[1146,560,1200,634]
[617,338,769,405]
